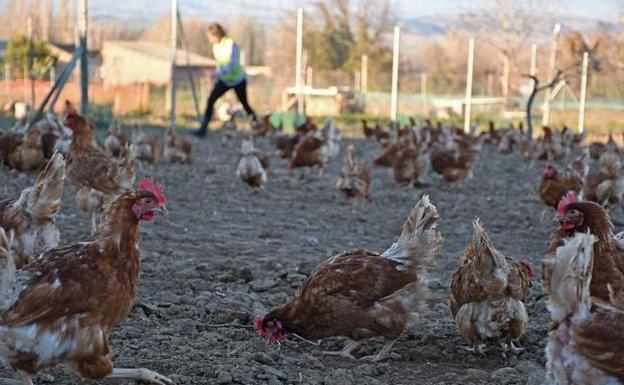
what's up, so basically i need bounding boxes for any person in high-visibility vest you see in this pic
[193,23,256,138]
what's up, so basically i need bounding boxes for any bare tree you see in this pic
[461,0,556,106]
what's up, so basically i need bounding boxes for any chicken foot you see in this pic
[500,340,525,357]
[463,343,489,356]
[107,368,176,385]
[360,339,398,362]
[323,340,361,359]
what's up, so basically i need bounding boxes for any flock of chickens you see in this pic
[0,104,623,385]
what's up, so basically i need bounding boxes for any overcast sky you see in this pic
[1,0,621,23]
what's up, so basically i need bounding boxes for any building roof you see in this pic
[104,40,216,68]
[47,42,101,63]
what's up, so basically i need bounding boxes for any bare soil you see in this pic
[3,129,621,385]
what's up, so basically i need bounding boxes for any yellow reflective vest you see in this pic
[213,36,246,86]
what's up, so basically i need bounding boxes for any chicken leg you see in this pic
[360,339,398,362]
[108,368,176,385]
[17,370,33,385]
[91,213,97,235]
[323,340,361,359]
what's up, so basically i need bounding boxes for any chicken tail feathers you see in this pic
[546,232,596,322]
[469,219,509,286]
[382,194,442,275]
[117,146,137,190]
[0,228,16,310]
[21,152,66,221]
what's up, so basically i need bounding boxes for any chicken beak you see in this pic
[156,206,169,215]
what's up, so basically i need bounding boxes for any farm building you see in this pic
[47,42,102,81]
[100,40,216,86]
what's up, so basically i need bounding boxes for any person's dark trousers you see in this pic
[194,79,256,137]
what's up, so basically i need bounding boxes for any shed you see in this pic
[101,40,216,86]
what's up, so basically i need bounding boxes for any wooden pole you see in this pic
[463,37,475,134]
[295,8,304,115]
[27,16,35,108]
[390,25,400,121]
[78,0,88,116]
[542,23,561,126]
[168,0,178,130]
[578,51,589,134]
[530,44,537,76]
[177,7,201,123]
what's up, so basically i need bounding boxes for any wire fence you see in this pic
[0,1,621,132]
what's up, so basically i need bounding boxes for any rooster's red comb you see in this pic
[138,178,166,206]
[557,191,577,216]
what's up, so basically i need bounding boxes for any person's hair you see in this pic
[208,23,226,39]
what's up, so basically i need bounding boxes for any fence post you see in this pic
[28,16,36,108]
[542,23,561,126]
[421,73,428,110]
[464,38,475,134]
[295,8,304,115]
[578,51,589,134]
[530,44,537,76]
[361,54,368,110]
[167,0,178,131]
[79,0,89,116]
[390,25,400,122]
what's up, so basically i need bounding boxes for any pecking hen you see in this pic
[255,195,442,361]
[236,138,268,188]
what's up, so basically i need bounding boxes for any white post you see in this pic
[578,51,589,134]
[530,44,537,76]
[390,25,400,121]
[542,23,561,126]
[295,8,304,115]
[306,66,313,88]
[464,37,475,133]
[420,72,427,109]
[361,54,368,109]
[168,0,178,130]
[27,16,35,108]
[78,0,88,115]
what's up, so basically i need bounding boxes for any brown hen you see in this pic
[449,220,534,354]
[256,195,442,361]
[546,232,624,385]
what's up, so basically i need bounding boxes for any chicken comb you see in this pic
[66,107,78,118]
[253,315,264,336]
[138,178,167,206]
[557,191,577,216]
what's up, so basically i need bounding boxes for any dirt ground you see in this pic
[2,128,622,385]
